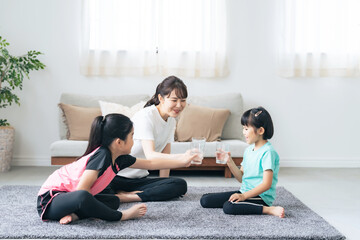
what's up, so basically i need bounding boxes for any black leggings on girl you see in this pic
[43,190,122,221]
[200,190,268,215]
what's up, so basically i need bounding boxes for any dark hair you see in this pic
[79,113,133,158]
[144,76,188,107]
[241,106,274,140]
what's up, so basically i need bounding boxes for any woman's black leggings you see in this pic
[44,190,122,221]
[108,176,187,202]
[200,190,268,215]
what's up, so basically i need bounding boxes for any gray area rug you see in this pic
[0,185,344,239]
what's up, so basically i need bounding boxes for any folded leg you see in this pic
[44,190,122,221]
[200,191,239,208]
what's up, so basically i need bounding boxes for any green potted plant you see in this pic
[0,36,45,171]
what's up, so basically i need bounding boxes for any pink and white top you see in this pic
[38,147,136,196]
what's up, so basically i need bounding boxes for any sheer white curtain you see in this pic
[277,0,360,78]
[80,0,228,77]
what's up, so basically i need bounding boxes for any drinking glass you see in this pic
[216,142,229,164]
[190,137,205,164]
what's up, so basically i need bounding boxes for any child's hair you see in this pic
[79,113,133,158]
[144,75,188,107]
[241,106,274,140]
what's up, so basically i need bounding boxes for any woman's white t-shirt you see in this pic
[117,105,176,178]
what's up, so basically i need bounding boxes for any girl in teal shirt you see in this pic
[200,107,285,218]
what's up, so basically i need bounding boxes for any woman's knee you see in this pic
[172,178,187,195]
[200,194,211,208]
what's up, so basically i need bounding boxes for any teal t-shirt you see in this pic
[240,142,280,206]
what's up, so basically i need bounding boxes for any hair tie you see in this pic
[255,111,262,117]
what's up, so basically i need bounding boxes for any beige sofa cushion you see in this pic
[58,103,101,140]
[187,93,244,140]
[175,104,230,142]
[59,93,150,140]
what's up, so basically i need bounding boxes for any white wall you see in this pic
[0,0,359,167]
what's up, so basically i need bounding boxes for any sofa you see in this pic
[50,93,248,178]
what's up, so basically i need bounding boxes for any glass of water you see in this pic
[216,142,229,164]
[190,137,205,164]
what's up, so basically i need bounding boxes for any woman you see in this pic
[108,76,189,202]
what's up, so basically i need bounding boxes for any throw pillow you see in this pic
[98,100,145,118]
[175,104,231,142]
[58,103,102,140]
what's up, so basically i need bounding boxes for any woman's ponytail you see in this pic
[78,116,104,159]
[144,94,160,107]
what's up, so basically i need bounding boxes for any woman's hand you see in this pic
[184,149,201,166]
[228,193,246,202]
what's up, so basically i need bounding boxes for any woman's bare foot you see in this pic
[263,206,285,218]
[116,191,143,203]
[59,213,79,224]
[121,203,147,221]
[129,190,143,194]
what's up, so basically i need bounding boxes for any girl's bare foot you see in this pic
[263,206,285,218]
[59,213,79,224]
[121,203,147,221]
[116,191,143,203]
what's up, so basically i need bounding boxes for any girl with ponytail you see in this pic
[37,113,198,225]
[109,76,190,203]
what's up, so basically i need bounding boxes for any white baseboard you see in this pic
[280,158,360,168]
[12,156,51,167]
[10,156,360,168]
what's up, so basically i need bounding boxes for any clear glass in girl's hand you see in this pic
[216,142,229,164]
[190,137,205,164]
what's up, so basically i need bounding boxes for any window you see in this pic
[81,0,228,77]
[277,0,360,77]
